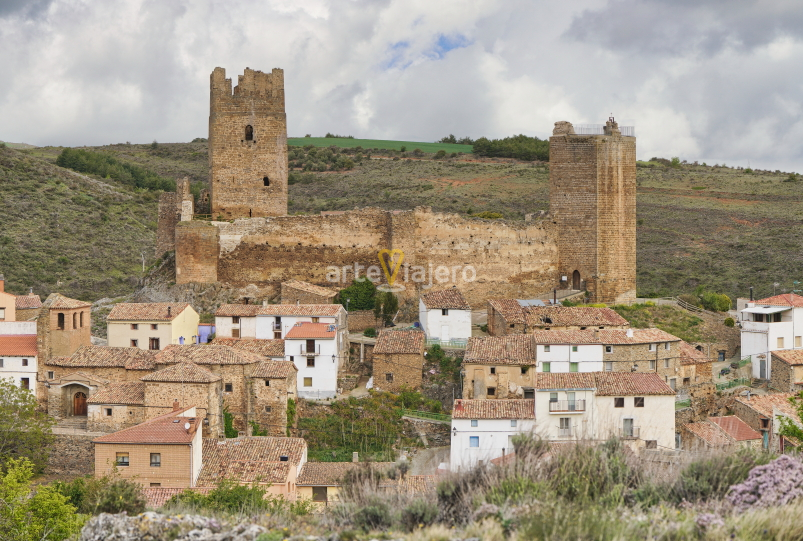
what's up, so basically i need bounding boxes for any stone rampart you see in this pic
[46,433,96,476]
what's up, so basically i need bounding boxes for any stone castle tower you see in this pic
[209,67,288,219]
[549,118,637,303]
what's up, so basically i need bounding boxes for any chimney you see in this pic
[352,451,359,463]
[173,399,180,412]
[626,328,634,338]
[167,306,172,318]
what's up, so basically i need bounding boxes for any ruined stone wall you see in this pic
[209,67,287,219]
[372,352,424,392]
[45,433,96,476]
[156,178,194,256]
[247,373,294,437]
[770,357,794,392]
[347,311,381,333]
[175,221,219,283]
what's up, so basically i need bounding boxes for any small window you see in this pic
[20,378,29,390]
[649,344,656,351]
[490,367,496,374]
[312,486,327,502]
[21,359,28,366]
[73,313,77,329]
[544,345,550,352]
[131,323,138,330]
[131,339,138,348]
[509,323,514,328]
[523,388,535,399]
[0,359,3,368]
[265,379,270,386]
[150,453,161,467]
[664,359,670,369]
[47,371,54,379]
[664,342,670,350]
[80,312,84,327]
[105,408,112,416]
[761,418,769,429]
[778,337,785,348]
[471,420,478,427]
[232,316,240,324]
[263,176,270,186]
[604,361,613,372]
[386,373,393,382]
[116,453,129,467]
[605,345,613,353]
[649,360,656,370]
[510,420,517,427]
[634,397,644,407]
[521,366,529,375]
[0,308,4,320]
[487,387,496,396]
[442,308,449,316]
[571,346,578,352]
[469,436,479,447]
[151,324,158,330]
[57,313,65,330]
[774,313,782,323]
[580,326,587,330]
[265,406,272,412]
[614,397,624,408]
[549,392,557,402]
[150,483,161,487]
[224,383,233,392]
[274,331,281,339]
[542,362,551,372]
[307,357,315,367]
[245,125,253,141]
[312,317,319,323]
[304,377,312,387]
[570,362,579,372]
[149,338,160,350]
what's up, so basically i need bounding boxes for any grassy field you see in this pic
[287,136,473,154]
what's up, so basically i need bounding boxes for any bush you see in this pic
[363,327,377,338]
[677,293,701,307]
[353,497,392,531]
[670,449,771,503]
[434,150,447,159]
[700,291,732,312]
[670,156,681,168]
[400,498,438,531]
[472,211,504,219]
[337,279,377,310]
[92,479,146,515]
[729,455,803,511]
[55,148,175,192]
[724,317,735,327]
[473,134,549,161]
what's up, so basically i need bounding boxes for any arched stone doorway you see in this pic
[73,392,87,416]
[572,270,581,290]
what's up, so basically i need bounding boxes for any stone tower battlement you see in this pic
[209,67,288,220]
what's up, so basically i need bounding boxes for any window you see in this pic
[21,359,27,366]
[245,125,254,141]
[649,360,656,370]
[471,420,478,427]
[232,316,240,324]
[580,326,587,330]
[523,388,535,399]
[549,392,557,402]
[542,362,551,373]
[47,371,54,379]
[761,418,769,429]
[469,436,479,447]
[664,359,670,368]
[80,312,84,327]
[605,345,613,353]
[57,313,65,330]
[20,378,29,390]
[312,317,319,323]
[130,339,138,348]
[386,373,393,382]
[664,342,670,350]
[754,313,764,322]
[150,483,161,487]
[131,324,138,330]
[774,313,782,323]
[634,397,644,407]
[511,420,517,427]
[224,383,233,392]
[73,313,77,329]
[442,308,449,316]
[116,453,129,467]
[623,419,634,437]
[265,379,270,386]
[614,397,624,408]
[669,378,676,391]
[649,344,656,351]
[274,331,281,339]
[151,324,158,330]
[778,337,785,348]
[312,486,328,502]
[570,362,579,372]
[306,339,315,354]
[307,357,315,367]
[265,406,272,412]
[797,336,802,348]
[0,359,3,368]
[303,377,312,387]
[604,361,613,372]
[521,366,529,375]
[105,408,112,416]
[232,328,240,338]
[559,417,571,435]
[487,387,496,396]
[544,345,550,352]
[571,346,578,352]
[150,453,161,467]
[0,308,4,320]
[490,367,496,374]
[149,338,160,350]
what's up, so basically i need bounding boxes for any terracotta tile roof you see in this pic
[282,280,338,298]
[531,328,680,345]
[87,381,145,405]
[381,474,436,494]
[525,306,629,328]
[679,342,711,365]
[284,322,337,340]
[536,372,675,395]
[107,303,192,322]
[196,437,307,486]
[685,421,732,447]
[753,293,803,308]
[464,335,534,365]
[215,304,343,317]
[43,293,91,309]
[420,288,471,310]
[155,345,263,365]
[142,487,212,509]
[297,462,394,486]
[93,407,200,445]
[46,345,156,369]
[452,399,535,419]
[490,452,516,466]
[15,294,41,310]
[140,362,221,383]
[734,392,798,419]
[248,360,297,379]
[772,349,803,366]
[487,299,526,324]
[709,416,762,441]
[373,329,426,354]
[211,338,285,357]
[0,334,37,356]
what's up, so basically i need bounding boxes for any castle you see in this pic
[158,67,637,305]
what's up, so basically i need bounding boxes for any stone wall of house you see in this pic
[46,433,96,476]
[731,399,765,434]
[462,363,535,399]
[87,404,145,433]
[143,381,222,437]
[247,373,295,437]
[348,310,381,333]
[770,356,794,392]
[280,284,335,305]
[608,342,682,388]
[372,352,424,392]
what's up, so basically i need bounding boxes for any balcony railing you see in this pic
[557,427,572,438]
[549,400,586,413]
[272,323,281,331]
[425,338,468,349]
[573,124,636,137]
[621,426,640,439]
[299,345,321,355]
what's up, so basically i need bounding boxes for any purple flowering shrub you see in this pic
[728,454,803,511]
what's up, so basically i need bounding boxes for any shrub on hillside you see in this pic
[400,498,438,531]
[700,291,732,312]
[363,327,376,338]
[56,148,175,192]
[353,497,392,531]
[670,449,771,503]
[724,317,735,327]
[337,279,377,310]
[53,473,145,515]
[434,150,447,159]
[728,455,803,511]
[472,211,504,219]
[473,134,549,161]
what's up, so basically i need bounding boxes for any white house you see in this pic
[0,334,38,393]
[740,293,803,380]
[284,322,340,399]
[532,331,605,373]
[450,399,536,472]
[214,304,345,341]
[418,287,472,344]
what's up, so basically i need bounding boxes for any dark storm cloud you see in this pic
[0,0,53,18]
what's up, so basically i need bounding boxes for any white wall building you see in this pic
[450,399,536,472]
[419,287,472,343]
[740,294,803,380]
[0,334,38,393]
[214,304,345,341]
[284,322,341,400]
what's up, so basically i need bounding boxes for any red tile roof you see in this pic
[752,293,803,308]
[107,303,193,322]
[535,372,597,390]
[46,345,156,369]
[282,280,338,298]
[420,288,471,310]
[709,416,762,441]
[43,293,91,310]
[87,381,145,405]
[297,462,395,486]
[284,322,337,340]
[734,393,797,419]
[531,328,680,345]
[215,304,343,317]
[93,407,200,445]
[248,360,296,379]
[525,306,629,328]
[211,338,285,357]
[373,329,426,355]
[142,487,212,509]
[679,342,712,365]
[196,437,307,486]
[772,349,803,366]
[452,399,535,419]
[0,334,37,356]
[685,421,732,447]
[15,294,41,310]
[155,345,263,365]
[487,299,527,324]
[140,362,221,383]
[464,335,534,365]
[536,372,675,395]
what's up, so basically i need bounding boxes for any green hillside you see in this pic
[287,136,472,154]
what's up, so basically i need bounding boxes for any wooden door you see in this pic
[572,270,581,290]
[73,392,87,416]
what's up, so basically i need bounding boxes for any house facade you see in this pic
[486,300,628,336]
[462,335,536,399]
[418,287,472,343]
[107,303,200,351]
[770,349,803,392]
[214,304,345,341]
[372,329,426,392]
[732,393,798,452]
[740,293,803,380]
[284,322,340,399]
[0,334,37,392]
[681,416,762,451]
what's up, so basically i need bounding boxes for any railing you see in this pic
[675,297,704,314]
[549,400,586,412]
[573,124,635,137]
[557,427,572,437]
[400,409,451,422]
[716,378,750,391]
[675,399,691,410]
[425,338,468,349]
[272,323,281,331]
[621,426,640,439]
[736,356,751,368]
[299,345,321,355]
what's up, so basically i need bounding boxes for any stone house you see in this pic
[679,342,714,386]
[418,287,472,343]
[107,303,200,351]
[740,293,803,380]
[0,334,37,392]
[681,416,762,451]
[36,293,92,364]
[280,280,338,305]
[371,329,426,392]
[14,291,42,321]
[462,335,536,400]
[486,301,628,336]
[732,393,798,452]
[450,399,536,472]
[93,406,203,489]
[770,349,803,392]
[211,337,285,359]
[87,381,146,432]
[246,359,297,436]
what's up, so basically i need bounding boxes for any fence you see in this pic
[425,338,468,349]
[573,124,636,137]
[675,399,691,410]
[400,409,451,423]
[716,378,750,391]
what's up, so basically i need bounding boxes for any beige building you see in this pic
[36,293,92,367]
[486,301,628,336]
[463,335,536,399]
[0,275,17,322]
[681,416,762,451]
[94,406,203,488]
[372,330,426,392]
[87,381,146,432]
[770,349,803,393]
[107,303,200,351]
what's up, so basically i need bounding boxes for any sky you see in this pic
[2,0,803,171]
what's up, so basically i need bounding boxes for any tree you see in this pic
[337,278,377,311]
[0,458,86,541]
[374,291,399,326]
[0,378,55,472]
[779,392,803,443]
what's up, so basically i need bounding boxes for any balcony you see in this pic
[557,427,572,438]
[272,323,281,331]
[740,320,769,334]
[549,400,586,413]
[621,427,640,439]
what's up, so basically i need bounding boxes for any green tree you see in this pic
[337,278,377,310]
[374,291,399,325]
[0,458,86,541]
[0,379,55,472]
[779,392,803,442]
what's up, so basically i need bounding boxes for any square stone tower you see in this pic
[209,67,288,219]
[549,118,636,303]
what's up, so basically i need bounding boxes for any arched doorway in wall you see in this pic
[572,270,581,290]
[73,392,87,416]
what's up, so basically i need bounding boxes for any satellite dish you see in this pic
[184,422,191,430]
